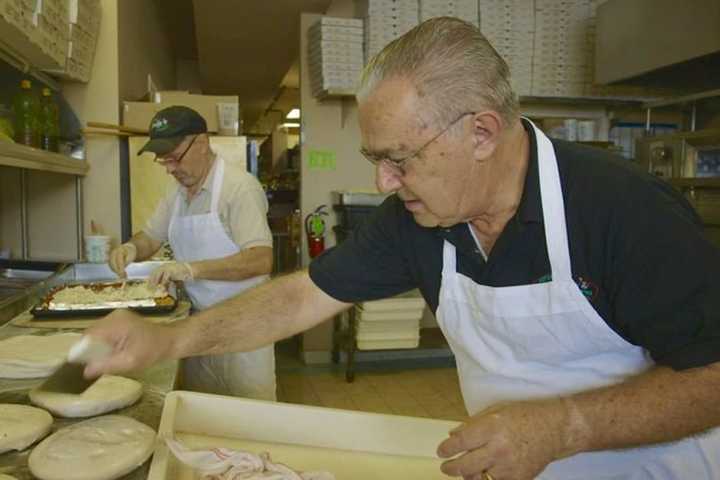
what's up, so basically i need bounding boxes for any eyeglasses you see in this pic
[359,111,476,173]
[154,135,198,166]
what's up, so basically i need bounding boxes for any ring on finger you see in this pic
[482,472,495,480]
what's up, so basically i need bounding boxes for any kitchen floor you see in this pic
[275,342,468,422]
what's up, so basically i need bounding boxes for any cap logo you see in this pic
[152,117,170,133]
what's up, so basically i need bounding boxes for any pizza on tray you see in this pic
[34,280,174,312]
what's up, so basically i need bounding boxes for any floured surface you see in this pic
[29,376,143,418]
[0,404,53,454]
[28,415,156,480]
[168,432,447,480]
[0,334,81,378]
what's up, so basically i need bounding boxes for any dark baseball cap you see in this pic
[138,106,208,156]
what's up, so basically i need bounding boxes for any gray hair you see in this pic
[357,17,519,130]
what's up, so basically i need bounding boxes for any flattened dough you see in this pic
[28,415,156,480]
[29,375,143,418]
[0,404,53,454]
[0,333,81,378]
[0,475,18,479]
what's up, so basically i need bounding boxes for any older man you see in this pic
[108,106,276,401]
[91,18,720,480]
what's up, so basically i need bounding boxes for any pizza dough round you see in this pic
[28,415,156,480]
[0,404,53,454]
[0,333,81,378]
[29,375,143,418]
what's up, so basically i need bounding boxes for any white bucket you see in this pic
[84,235,111,263]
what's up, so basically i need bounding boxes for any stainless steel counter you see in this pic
[0,262,181,480]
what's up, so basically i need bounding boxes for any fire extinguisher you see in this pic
[305,205,328,258]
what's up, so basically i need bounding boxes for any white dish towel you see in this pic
[166,438,336,480]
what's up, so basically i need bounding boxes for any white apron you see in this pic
[435,120,720,479]
[169,157,276,400]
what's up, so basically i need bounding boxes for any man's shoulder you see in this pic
[554,139,662,195]
[551,139,701,224]
[221,159,264,192]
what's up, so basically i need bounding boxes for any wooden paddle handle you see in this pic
[86,121,148,134]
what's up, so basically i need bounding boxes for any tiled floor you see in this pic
[277,367,468,422]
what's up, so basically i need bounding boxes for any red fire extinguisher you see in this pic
[305,205,328,258]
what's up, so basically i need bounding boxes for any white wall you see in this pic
[118,0,177,101]
[61,0,178,254]
[62,0,122,254]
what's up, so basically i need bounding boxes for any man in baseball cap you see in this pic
[108,104,276,401]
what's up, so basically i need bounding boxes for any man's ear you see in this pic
[471,111,503,162]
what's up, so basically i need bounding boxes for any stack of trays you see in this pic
[355,291,426,350]
[479,0,534,96]
[356,0,419,61]
[419,0,479,26]
[308,17,365,96]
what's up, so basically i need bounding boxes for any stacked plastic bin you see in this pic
[355,291,426,350]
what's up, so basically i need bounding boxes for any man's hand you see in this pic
[83,309,178,378]
[109,243,137,278]
[437,399,585,480]
[148,262,194,288]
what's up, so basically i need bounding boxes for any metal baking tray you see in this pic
[30,280,178,318]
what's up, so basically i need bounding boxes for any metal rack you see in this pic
[0,142,88,261]
[643,88,720,133]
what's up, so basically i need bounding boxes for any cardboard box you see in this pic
[123,92,239,133]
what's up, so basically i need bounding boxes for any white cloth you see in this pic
[166,439,335,480]
[169,157,276,400]
[434,119,720,479]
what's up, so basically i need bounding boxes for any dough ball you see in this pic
[0,333,81,379]
[0,404,53,454]
[29,415,156,480]
[29,375,143,418]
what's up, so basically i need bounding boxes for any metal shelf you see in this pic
[642,88,720,109]
[0,142,89,176]
[313,88,356,101]
[519,95,645,108]
[313,91,648,107]
[666,177,720,189]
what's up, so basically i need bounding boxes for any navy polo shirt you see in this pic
[309,120,720,371]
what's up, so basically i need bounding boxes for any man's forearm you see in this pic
[190,246,272,282]
[564,362,720,456]
[129,232,162,261]
[168,269,349,358]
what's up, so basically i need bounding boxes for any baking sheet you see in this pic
[148,391,459,480]
[12,300,191,330]
[30,280,178,318]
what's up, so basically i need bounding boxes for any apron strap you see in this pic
[442,240,457,275]
[526,119,573,282]
[209,157,225,214]
[169,184,183,236]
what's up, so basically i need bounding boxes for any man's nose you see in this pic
[375,162,403,193]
